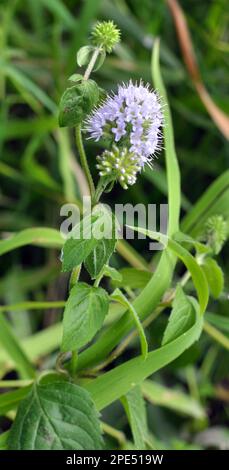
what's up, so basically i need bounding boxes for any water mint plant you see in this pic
[0,9,228,455]
[86,81,163,188]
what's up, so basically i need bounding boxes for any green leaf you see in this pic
[58,85,83,127]
[111,288,148,360]
[84,211,117,278]
[58,80,100,128]
[61,283,109,352]
[77,45,95,67]
[61,213,98,272]
[0,313,35,379]
[62,237,97,273]
[121,386,147,450]
[77,46,106,72]
[62,205,116,272]
[8,381,103,450]
[142,380,205,419]
[111,267,151,289]
[84,238,116,278]
[162,286,196,346]
[202,257,224,299]
[103,266,122,282]
[68,73,84,83]
[93,49,106,72]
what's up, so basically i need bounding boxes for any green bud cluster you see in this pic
[96,145,141,189]
[204,215,228,254]
[91,21,121,53]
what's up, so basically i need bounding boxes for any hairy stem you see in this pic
[92,175,114,206]
[69,265,81,290]
[83,47,101,80]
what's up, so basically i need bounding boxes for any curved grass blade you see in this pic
[127,226,209,314]
[0,314,35,379]
[182,170,229,237]
[0,227,63,256]
[5,64,57,113]
[111,289,148,360]
[86,300,203,410]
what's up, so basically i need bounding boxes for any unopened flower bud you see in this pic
[91,21,121,53]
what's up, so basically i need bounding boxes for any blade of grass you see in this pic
[0,228,63,256]
[55,128,77,201]
[0,227,148,272]
[0,116,57,140]
[203,321,229,351]
[143,165,191,211]
[142,380,205,419]
[85,302,203,410]
[4,64,57,113]
[182,170,229,237]
[127,227,209,314]
[39,0,76,30]
[0,386,32,416]
[0,323,62,369]
[0,301,65,313]
[0,314,35,379]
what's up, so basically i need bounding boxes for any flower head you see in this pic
[91,21,121,53]
[85,81,163,187]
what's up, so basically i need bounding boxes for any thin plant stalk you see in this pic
[75,125,95,198]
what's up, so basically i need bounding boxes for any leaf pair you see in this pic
[62,204,117,278]
[77,45,106,72]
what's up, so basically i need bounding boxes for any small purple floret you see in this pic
[85,81,163,166]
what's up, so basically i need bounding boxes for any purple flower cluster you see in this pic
[85,81,163,166]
